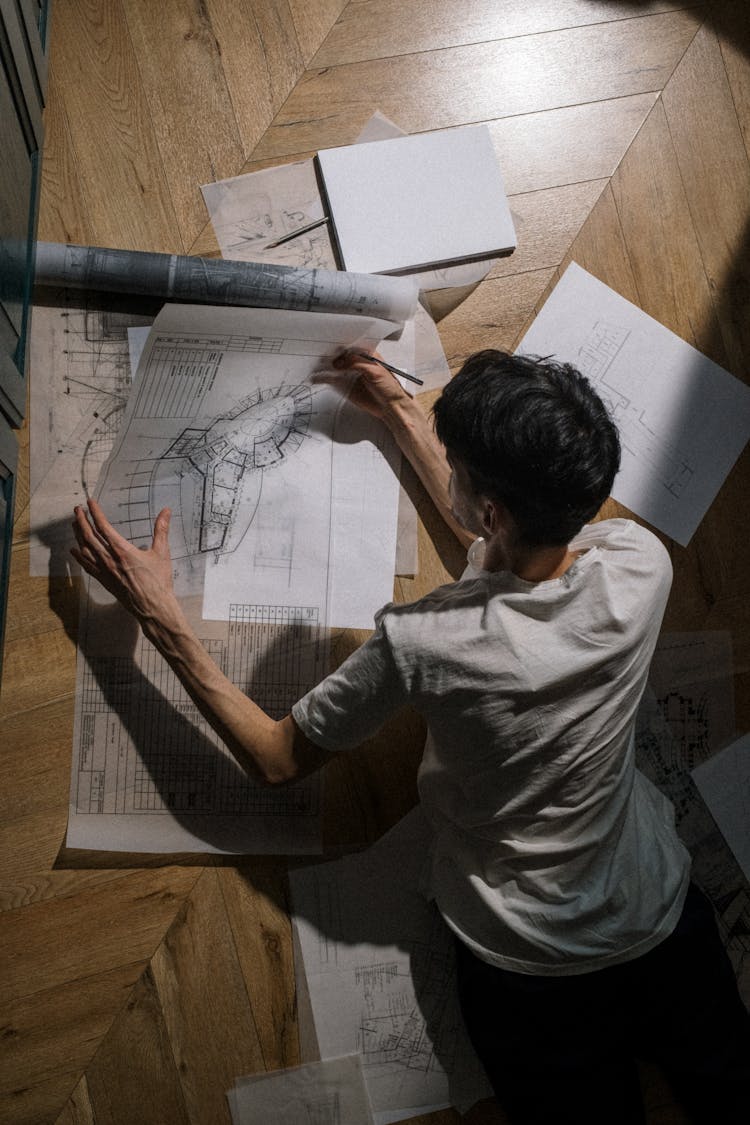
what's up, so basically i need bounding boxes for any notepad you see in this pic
[316,124,517,275]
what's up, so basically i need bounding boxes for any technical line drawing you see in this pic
[31,299,152,494]
[29,298,156,574]
[575,320,695,499]
[73,601,325,819]
[355,940,458,1077]
[121,381,314,563]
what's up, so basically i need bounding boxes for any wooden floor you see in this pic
[1,1,749,1122]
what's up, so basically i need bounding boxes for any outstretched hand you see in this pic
[71,498,177,624]
[313,349,411,421]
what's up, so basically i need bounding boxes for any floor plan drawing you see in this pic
[291,809,493,1119]
[517,262,750,545]
[124,380,314,564]
[575,318,695,500]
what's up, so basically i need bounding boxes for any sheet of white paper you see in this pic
[317,125,516,275]
[67,585,326,854]
[28,299,154,574]
[127,324,149,376]
[202,160,337,271]
[350,113,498,291]
[517,263,750,545]
[289,807,492,1120]
[67,302,407,852]
[228,1056,374,1125]
[692,734,750,883]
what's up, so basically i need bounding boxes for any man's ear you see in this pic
[482,497,511,536]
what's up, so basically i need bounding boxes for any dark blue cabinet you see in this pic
[0,0,49,677]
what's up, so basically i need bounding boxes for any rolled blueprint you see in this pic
[34,242,418,327]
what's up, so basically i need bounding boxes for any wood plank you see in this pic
[83,967,191,1125]
[218,861,298,1072]
[0,962,145,1125]
[496,180,608,279]
[0,809,71,889]
[611,98,730,365]
[36,68,94,246]
[0,867,199,1004]
[558,182,640,305]
[0,869,134,914]
[120,0,247,252]
[3,545,79,644]
[713,0,750,158]
[0,698,73,832]
[253,11,702,159]
[436,268,557,374]
[150,870,265,1124]
[287,0,348,64]
[0,630,76,720]
[205,0,305,155]
[312,1,700,67]
[661,20,750,378]
[53,1076,95,1125]
[47,0,181,253]
[491,93,658,196]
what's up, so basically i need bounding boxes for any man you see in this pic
[72,349,749,1124]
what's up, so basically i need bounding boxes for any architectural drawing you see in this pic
[35,241,417,325]
[517,262,750,545]
[124,381,314,563]
[68,301,408,852]
[575,319,694,499]
[291,808,492,1119]
[636,632,750,1002]
[28,296,154,573]
[68,597,326,854]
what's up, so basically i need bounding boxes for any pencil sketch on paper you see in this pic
[575,319,694,500]
[122,381,314,568]
[28,298,154,573]
[201,160,336,272]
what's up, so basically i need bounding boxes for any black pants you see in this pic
[455,884,750,1124]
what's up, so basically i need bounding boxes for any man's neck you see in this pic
[484,538,579,582]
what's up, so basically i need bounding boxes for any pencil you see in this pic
[265,217,329,248]
[351,351,424,387]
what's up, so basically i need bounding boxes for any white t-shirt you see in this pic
[292,519,691,976]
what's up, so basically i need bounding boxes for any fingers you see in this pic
[87,497,129,552]
[151,508,172,556]
[332,348,381,371]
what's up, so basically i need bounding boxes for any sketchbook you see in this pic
[316,124,517,275]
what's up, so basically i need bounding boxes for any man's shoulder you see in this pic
[574,518,672,589]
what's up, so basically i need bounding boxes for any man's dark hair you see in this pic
[432,350,621,547]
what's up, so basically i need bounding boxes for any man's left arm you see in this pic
[72,499,332,785]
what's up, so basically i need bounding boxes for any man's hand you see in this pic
[315,348,412,421]
[71,498,178,627]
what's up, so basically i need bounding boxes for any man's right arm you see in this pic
[321,351,475,548]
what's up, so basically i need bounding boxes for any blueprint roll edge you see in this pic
[33,241,419,327]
